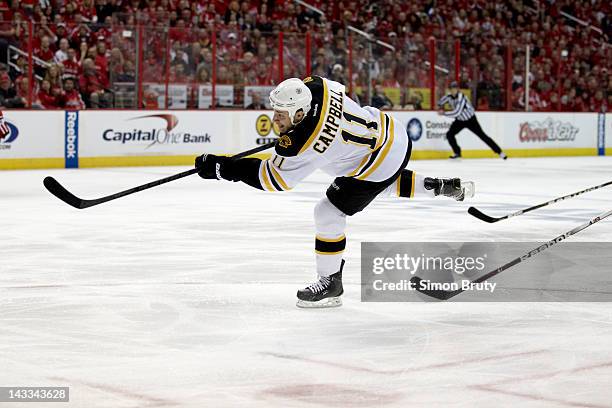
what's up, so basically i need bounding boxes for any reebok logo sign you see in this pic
[65,111,79,168]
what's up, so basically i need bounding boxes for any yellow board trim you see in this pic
[358,115,395,180]
[606,148,612,156]
[77,153,273,168]
[396,174,401,197]
[298,79,329,155]
[0,158,64,170]
[2,147,602,171]
[315,249,345,255]
[260,162,275,191]
[80,155,195,167]
[316,234,346,243]
[410,148,597,160]
[268,162,291,191]
[410,171,415,198]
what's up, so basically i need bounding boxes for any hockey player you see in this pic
[195,76,474,308]
[0,111,10,139]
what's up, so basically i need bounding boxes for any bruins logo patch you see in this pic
[278,135,292,148]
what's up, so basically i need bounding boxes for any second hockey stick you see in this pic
[44,141,276,209]
[411,208,612,300]
[468,180,612,223]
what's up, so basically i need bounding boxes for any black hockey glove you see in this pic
[195,154,239,181]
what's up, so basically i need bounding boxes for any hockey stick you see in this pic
[44,141,276,209]
[468,180,612,223]
[411,208,612,300]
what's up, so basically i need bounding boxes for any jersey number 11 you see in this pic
[341,111,379,150]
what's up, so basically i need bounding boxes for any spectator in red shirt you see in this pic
[61,77,85,110]
[548,92,561,111]
[254,62,273,85]
[94,40,109,80]
[34,36,55,63]
[70,24,92,48]
[44,64,64,92]
[143,88,159,109]
[37,79,62,109]
[570,89,587,112]
[32,17,59,49]
[169,19,190,43]
[589,90,607,112]
[93,25,112,50]
[202,3,216,24]
[240,51,257,76]
[561,88,576,111]
[514,84,544,111]
[60,48,81,79]
[79,57,110,107]
[53,23,69,43]
[15,76,31,108]
[79,0,97,23]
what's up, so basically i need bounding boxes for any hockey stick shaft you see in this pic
[468,180,612,223]
[412,208,612,300]
[44,141,276,209]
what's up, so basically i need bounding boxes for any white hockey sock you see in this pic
[314,197,346,277]
[380,170,437,198]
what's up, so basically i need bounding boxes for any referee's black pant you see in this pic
[446,115,502,156]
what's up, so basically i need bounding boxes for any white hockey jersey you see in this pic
[256,76,409,192]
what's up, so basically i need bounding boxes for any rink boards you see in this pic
[0,110,609,169]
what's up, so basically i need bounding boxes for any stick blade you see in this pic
[43,176,86,209]
[410,276,459,300]
[468,206,502,223]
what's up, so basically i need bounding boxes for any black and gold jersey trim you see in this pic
[259,160,292,192]
[265,161,283,191]
[274,76,328,158]
[267,161,290,190]
[315,235,346,255]
[398,169,415,198]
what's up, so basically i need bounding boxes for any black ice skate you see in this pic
[296,260,344,308]
[425,177,475,201]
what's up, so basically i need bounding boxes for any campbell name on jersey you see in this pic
[256,76,409,192]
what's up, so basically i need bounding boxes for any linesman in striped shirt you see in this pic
[438,82,507,160]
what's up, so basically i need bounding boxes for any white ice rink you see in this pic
[2,156,612,407]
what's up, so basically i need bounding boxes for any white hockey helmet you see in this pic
[269,78,312,124]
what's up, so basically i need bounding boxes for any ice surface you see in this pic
[1,156,612,407]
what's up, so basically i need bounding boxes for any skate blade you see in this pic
[296,297,342,308]
[461,181,475,199]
